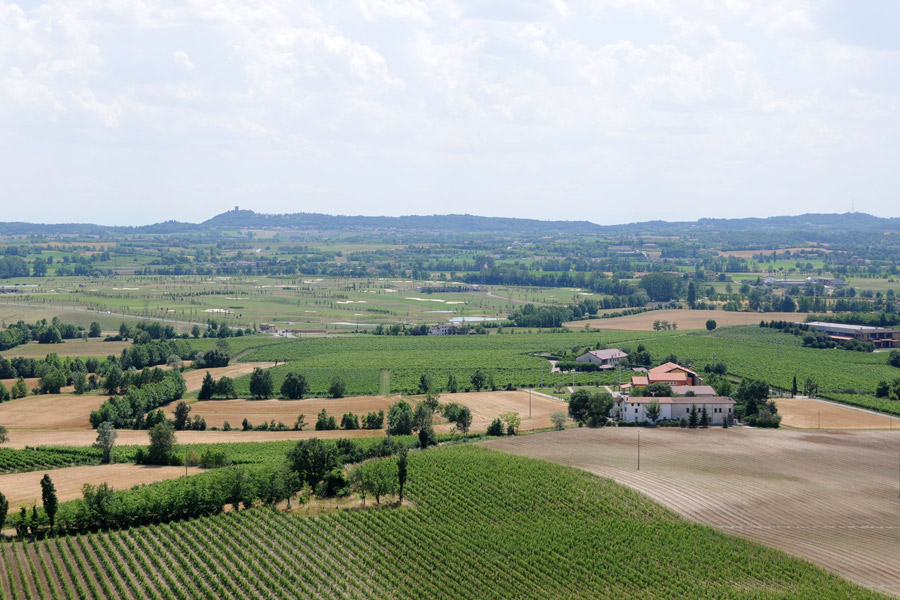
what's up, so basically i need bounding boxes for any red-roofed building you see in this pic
[630,362,702,389]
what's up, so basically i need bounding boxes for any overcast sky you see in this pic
[1,0,898,226]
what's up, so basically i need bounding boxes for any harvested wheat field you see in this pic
[0,339,131,359]
[2,427,386,449]
[778,396,898,429]
[0,464,203,508]
[566,309,805,331]
[0,377,39,392]
[431,390,565,433]
[485,427,900,597]
[183,362,276,393]
[0,393,106,430]
[180,395,397,428]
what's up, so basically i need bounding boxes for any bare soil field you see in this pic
[717,247,831,258]
[0,377,39,392]
[182,390,565,433]
[1,428,386,449]
[431,390,564,433]
[0,464,203,507]
[567,309,805,331]
[0,339,131,359]
[485,427,900,597]
[778,396,897,429]
[0,393,106,430]
[183,362,276,393]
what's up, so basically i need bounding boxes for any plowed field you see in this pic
[485,428,900,597]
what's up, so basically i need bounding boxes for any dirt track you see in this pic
[0,464,203,507]
[485,427,900,597]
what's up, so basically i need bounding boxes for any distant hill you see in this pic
[0,210,897,238]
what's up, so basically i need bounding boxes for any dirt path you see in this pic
[485,428,900,597]
[777,396,898,429]
[0,464,203,507]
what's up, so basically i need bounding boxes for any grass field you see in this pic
[232,330,677,396]
[0,445,880,599]
[486,428,900,597]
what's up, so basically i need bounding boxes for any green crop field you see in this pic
[1,445,879,599]
[233,330,680,396]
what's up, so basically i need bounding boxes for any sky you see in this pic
[1,0,899,226]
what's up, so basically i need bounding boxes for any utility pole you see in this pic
[637,431,641,471]
[185,445,189,477]
[529,388,532,418]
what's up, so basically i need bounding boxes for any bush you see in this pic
[486,418,504,436]
[746,410,781,428]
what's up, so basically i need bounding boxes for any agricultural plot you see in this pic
[0,339,131,359]
[0,393,106,430]
[234,330,674,396]
[1,445,879,599]
[777,396,898,429]
[486,428,900,597]
[0,464,202,508]
[568,309,805,331]
[182,390,564,433]
[181,362,276,393]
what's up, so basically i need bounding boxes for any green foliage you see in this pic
[145,421,177,465]
[280,372,309,399]
[706,319,717,331]
[249,367,274,399]
[11,377,28,399]
[328,375,347,398]
[198,371,216,400]
[486,418,505,436]
[315,409,338,431]
[350,458,399,504]
[40,473,58,527]
[645,400,661,423]
[93,422,118,464]
[551,411,568,430]
[388,400,414,435]
[889,350,900,369]
[568,389,614,426]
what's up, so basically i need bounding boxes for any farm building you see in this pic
[629,362,702,389]
[806,321,900,349]
[672,385,717,397]
[428,325,451,336]
[618,396,734,425]
[576,348,627,368]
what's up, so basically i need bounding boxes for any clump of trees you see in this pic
[734,378,780,427]
[568,390,614,427]
[89,370,187,429]
[198,372,238,400]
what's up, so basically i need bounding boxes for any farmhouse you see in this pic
[428,325,452,336]
[806,321,900,349]
[618,396,735,425]
[629,362,702,389]
[576,348,627,368]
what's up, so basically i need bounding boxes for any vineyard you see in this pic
[1,445,880,599]
[234,331,675,396]
[0,447,136,475]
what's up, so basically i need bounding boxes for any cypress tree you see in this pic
[40,474,58,529]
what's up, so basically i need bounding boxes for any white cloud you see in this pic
[173,50,194,71]
[0,0,897,224]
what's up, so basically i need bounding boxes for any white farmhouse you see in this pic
[618,396,735,425]
[575,348,628,369]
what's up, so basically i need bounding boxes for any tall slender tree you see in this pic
[40,474,58,529]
